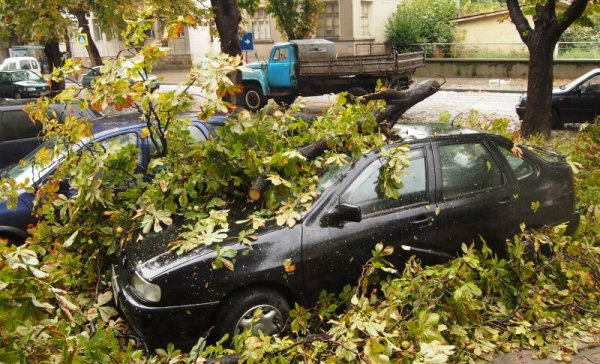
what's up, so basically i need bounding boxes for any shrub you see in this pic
[385,0,457,53]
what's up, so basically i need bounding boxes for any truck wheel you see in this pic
[243,85,265,112]
[274,95,297,107]
[348,87,368,97]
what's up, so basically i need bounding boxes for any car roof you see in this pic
[392,123,482,142]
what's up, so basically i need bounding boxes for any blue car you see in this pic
[0,116,224,245]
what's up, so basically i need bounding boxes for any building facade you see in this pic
[68,1,403,68]
[244,0,403,61]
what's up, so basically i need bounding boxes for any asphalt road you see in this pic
[299,90,522,126]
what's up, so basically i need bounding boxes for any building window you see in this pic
[317,1,339,38]
[93,24,103,41]
[360,1,371,36]
[252,8,271,40]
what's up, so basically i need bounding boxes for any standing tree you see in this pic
[266,0,324,40]
[507,0,590,137]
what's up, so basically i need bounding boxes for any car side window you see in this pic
[188,125,208,142]
[342,149,428,215]
[580,75,600,94]
[148,125,207,157]
[99,133,138,155]
[0,110,42,142]
[496,144,535,181]
[439,142,504,199]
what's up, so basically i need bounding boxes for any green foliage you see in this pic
[385,0,457,52]
[265,0,324,40]
[459,0,505,15]
[0,6,599,364]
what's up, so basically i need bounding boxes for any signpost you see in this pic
[240,33,254,62]
[76,33,89,46]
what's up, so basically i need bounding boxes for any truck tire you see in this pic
[274,95,297,107]
[243,84,265,112]
[348,87,368,97]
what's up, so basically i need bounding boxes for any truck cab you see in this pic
[242,42,299,111]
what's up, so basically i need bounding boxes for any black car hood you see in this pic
[124,216,281,280]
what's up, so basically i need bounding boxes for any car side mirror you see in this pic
[320,203,362,227]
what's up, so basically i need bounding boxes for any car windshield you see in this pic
[10,70,43,82]
[560,69,599,91]
[317,160,352,193]
[6,137,69,186]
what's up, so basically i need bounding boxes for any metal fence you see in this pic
[418,42,600,60]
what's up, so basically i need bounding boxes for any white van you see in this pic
[0,57,42,75]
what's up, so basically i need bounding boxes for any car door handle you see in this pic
[411,215,433,226]
[498,196,512,206]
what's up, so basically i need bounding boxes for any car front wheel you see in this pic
[213,287,289,341]
[551,109,564,129]
[13,92,21,99]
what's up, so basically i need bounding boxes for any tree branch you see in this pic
[506,0,532,44]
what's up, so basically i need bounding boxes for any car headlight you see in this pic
[130,271,161,302]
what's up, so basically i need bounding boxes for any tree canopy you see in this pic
[385,0,457,53]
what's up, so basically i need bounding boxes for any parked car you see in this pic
[0,56,42,76]
[0,100,105,169]
[112,123,579,349]
[516,68,600,128]
[81,66,160,92]
[0,117,223,245]
[0,70,50,99]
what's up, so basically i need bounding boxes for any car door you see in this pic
[556,73,600,123]
[433,138,518,255]
[0,109,44,168]
[0,72,13,97]
[267,45,296,89]
[300,146,438,301]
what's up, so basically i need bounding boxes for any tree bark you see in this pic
[210,0,242,107]
[44,41,65,93]
[506,0,589,138]
[74,10,103,67]
[521,35,555,138]
[247,80,442,201]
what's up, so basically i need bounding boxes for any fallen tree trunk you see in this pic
[247,79,442,201]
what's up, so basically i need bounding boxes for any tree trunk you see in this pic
[521,36,555,138]
[44,41,65,93]
[211,0,243,107]
[74,10,103,67]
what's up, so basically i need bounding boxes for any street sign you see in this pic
[240,33,254,51]
[76,33,88,46]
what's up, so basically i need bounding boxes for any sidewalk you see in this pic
[154,68,529,93]
[491,344,600,364]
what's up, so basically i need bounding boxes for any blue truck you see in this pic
[241,39,425,111]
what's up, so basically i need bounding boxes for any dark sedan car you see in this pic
[112,123,579,349]
[82,66,160,92]
[0,100,106,169]
[516,68,600,128]
[0,70,50,99]
[0,118,222,245]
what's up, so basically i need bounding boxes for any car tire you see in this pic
[551,109,564,129]
[14,92,22,99]
[212,287,289,341]
[243,84,265,112]
[0,234,23,246]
